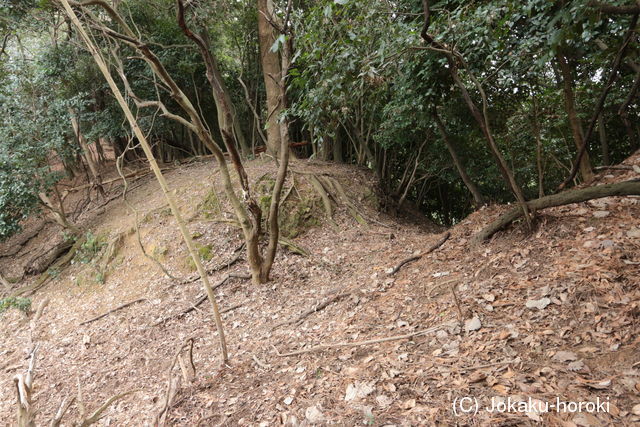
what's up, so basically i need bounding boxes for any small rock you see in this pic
[568,360,585,371]
[465,316,482,332]
[599,239,614,249]
[526,297,551,310]
[627,228,640,239]
[305,406,325,423]
[376,395,392,408]
[284,396,294,405]
[345,381,375,402]
[435,330,448,342]
[482,294,495,302]
[632,403,640,416]
[552,351,577,362]
[402,399,416,409]
[432,271,450,278]
[593,210,610,218]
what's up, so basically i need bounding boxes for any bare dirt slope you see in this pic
[1,154,639,426]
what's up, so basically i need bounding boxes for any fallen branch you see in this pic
[273,291,350,329]
[79,389,139,427]
[50,396,75,427]
[387,231,451,275]
[14,345,38,426]
[181,250,243,285]
[594,165,637,171]
[273,322,454,357]
[474,179,640,242]
[157,338,196,425]
[79,298,146,326]
[154,272,250,326]
[278,237,309,257]
[252,354,271,370]
[220,303,243,314]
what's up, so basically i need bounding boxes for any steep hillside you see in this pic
[1,154,639,426]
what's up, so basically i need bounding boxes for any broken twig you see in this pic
[273,291,350,329]
[387,232,450,275]
[79,298,146,326]
[273,322,454,357]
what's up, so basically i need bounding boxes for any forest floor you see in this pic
[1,153,640,426]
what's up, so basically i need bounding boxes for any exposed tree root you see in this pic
[278,237,309,256]
[273,321,455,357]
[176,245,245,286]
[79,298,147,326]
[0,273,10,291]
[474,179,640,243]
[305,174,333,218]
[273,291,350,330]
[25,239,74,275]
[116,151,183,281]
[10,236,86,298]
[594,165,637,171]
[387,231,451,276]
[0,222,45,258]
[77,386,139,427]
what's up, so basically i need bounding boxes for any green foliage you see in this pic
[291,0,638,223]
[75,231,107,264]
[186,243,215,271]
[0,297,32,314]
[1,0,638,231]
[199,189,222,218]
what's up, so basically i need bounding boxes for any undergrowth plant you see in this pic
[0,297,32,315]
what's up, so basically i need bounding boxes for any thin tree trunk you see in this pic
[433,111,485,206]
[70,110,105,197]
[175,12,250,158]
[531,96,545,198]
[332,134,343,163]
[556,54,594,182]
[59,0,229,363]
[421,0,530,226]
[598,112,610,166]
[619,69,640,149]
[261,25,292,281]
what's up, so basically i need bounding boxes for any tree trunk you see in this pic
[433,111,485,206]
[531,96,545,198]
[60,0,229,363]
[618,69,640,149]
[257,0,283,156]
[420,0,530,226]
[70,110,105,196]
[38,191,79,234]
[183,25,250,158]
[556,54,594,182]
[598,112,610,166]
[332,134,343,163]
